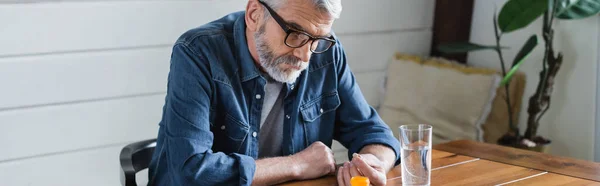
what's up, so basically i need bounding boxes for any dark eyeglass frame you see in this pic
[258,0,337,54]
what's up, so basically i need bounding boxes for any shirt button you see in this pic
[256,94,262,99]
[220,125,226,130]
[320,108,324,113]
[252,131,257,137]
[286,115,291,119]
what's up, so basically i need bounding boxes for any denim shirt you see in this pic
[148,11,401,186]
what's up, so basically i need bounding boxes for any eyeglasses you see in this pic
[258,1,336,54]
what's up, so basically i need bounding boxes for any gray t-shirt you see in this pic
[258,78,285,158]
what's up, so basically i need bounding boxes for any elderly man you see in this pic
[148,0,401,185]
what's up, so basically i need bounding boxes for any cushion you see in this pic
[482,72,526,143]
[379,54,501,144]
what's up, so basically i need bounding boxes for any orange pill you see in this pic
[350,176,370,186]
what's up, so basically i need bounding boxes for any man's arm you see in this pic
[252,156,297,186]
[252,142,337,186]
[359,144,397,172]
[330,40,401,186]
[160,43,256,185]
[331,42,401,165]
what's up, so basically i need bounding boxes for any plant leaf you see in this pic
[437,42,502,54]
[511,35,538,68]
[498,0,548,33]
[501,36,538,85]
[501,55,529,86]
[555,0,600,19]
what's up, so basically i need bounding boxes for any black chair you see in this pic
[120,139,157,186]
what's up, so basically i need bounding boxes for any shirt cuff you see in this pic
[233,153,257,185]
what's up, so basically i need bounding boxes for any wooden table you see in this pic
[281,140,600,186]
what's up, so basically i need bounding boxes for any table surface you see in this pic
[280,140,600,186]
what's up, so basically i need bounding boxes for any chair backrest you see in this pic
[120,139,157,186]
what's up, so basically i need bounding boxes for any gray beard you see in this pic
[254,28,308,84]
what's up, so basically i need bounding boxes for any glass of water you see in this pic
[399,124,432,186]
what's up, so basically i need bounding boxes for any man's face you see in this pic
[254,0,334,83]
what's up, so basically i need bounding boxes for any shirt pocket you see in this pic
[211,110,249,153]
[223,114,250,141]
[300,91,341,122]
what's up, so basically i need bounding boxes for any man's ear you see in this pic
[245,0,263,32]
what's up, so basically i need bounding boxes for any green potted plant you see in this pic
[437,0,600,151]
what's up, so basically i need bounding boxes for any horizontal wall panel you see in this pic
[340,30,433,73]
[355,71,386,108]
[0,47,170,110]
[0,94,164,161]
[0,30,430,110]
[0,145,125,186]
[0,0,434,57]
[334,0,435,34]
[0,0,247,56]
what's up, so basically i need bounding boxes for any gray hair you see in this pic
[261,0,342,19]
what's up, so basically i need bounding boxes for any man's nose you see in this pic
[293,43,312,62]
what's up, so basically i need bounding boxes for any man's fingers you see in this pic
[328,154,336,175]
[352,154,384,182]
[353,153,383,169]
[343,162,352,186]
[337,167,345,186]
[349,163,361,177]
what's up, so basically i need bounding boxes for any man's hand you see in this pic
[337,153,387,186]
[290,141,336,180]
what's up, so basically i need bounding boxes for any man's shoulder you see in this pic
[175,11,244,46]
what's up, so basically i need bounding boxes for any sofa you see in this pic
[332,53,526,162]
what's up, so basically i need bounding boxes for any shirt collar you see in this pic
[233,12,261,82]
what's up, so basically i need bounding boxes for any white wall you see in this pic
[0,0,434,185]
[469,0,599,161]
[0,1,246,185]
[596,17,600,162]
